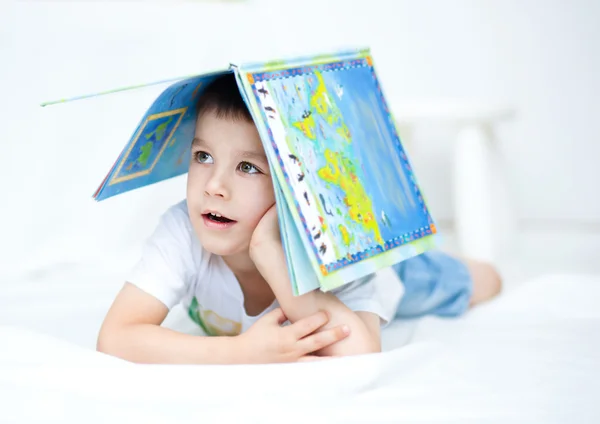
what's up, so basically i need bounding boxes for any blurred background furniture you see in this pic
[395,100,516,263]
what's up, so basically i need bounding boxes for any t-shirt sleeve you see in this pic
[127,204,196,310]
[332,266,405,327]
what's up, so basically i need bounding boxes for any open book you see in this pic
[92,48,439,295]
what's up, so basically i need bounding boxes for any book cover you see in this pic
[85,48,438,294]
[236,49,438,293]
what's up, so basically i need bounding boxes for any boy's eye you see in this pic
[195,151,213,164]
[238,161,260,174]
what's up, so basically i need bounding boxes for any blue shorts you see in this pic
[392,251,473,319]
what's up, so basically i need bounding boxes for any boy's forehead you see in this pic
[196,113,253,137]
[194,113,267,156]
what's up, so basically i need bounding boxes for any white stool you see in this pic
[394,100,516,262]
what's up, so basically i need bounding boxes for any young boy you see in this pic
[97,74,501,364]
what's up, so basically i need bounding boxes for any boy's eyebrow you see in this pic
[239,149,268,162]
[191,137,206,147]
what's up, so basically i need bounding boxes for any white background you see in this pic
[1,0,598,281]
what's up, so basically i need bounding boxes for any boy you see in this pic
[97,74,501,364]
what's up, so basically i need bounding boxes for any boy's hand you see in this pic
[237,308,350,364]
[249,204,280,255]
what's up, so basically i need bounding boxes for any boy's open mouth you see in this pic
[203,212,236,224]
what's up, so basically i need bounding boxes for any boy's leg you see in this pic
[392,251,502,319]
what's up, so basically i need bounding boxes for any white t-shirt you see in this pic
[128,200,403,336]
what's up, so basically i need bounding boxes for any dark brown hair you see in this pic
[195,73,253,122]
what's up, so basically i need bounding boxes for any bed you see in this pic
[1,267,598,423]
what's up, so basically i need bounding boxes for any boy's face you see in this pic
[187,111,275,257]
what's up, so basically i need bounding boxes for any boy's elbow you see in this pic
[368,341,382,354]
[96,324,121,356]
[345,341,381,357]
[356,337,381,355]
[96,328,112,354]
[325,334,381,357]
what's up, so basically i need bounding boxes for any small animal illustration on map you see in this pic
[319,243,327,255]
[319,194,334,217]
[257,87,269,98]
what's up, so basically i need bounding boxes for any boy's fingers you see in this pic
[297,325,350,356]
[264,308,287,325]
[289,311,329,339]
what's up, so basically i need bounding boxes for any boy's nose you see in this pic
[204,173,230,199]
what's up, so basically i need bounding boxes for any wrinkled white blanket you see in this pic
[1,274,599,423]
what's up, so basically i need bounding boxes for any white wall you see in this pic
[1,0,599,279]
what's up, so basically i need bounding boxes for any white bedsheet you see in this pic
[1,273,599,423]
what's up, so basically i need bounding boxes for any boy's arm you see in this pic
[97,283,241,364]
[251,241,381,357]
[97,282,350,364]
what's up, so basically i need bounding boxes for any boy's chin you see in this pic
[201,238,249,257]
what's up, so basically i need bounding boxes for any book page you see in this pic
[240,52,437,290]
